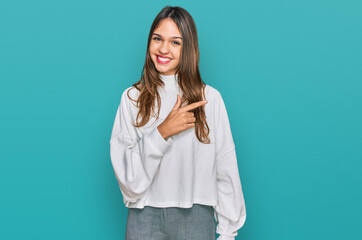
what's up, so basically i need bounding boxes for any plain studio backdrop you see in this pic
[0,0,361,239]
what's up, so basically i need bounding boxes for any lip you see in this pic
[156,55,172,64]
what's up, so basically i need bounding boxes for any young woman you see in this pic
[109,6,246,240]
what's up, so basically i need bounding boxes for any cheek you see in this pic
[149,47,156,60]
[174,58,180,66]
[173,49,181,59]
[175,51,181,64]
[149,44,156,54]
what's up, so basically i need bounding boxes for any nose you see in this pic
[158,41,169,54]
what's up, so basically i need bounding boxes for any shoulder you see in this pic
[121,86,140,100]
[120,85,141,102]
[204,84,230,114]
[204,83,222,102]
[119,85,141,111]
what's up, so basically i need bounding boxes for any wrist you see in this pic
[157,125,169,140]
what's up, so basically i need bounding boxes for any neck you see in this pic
[159,73,179,90]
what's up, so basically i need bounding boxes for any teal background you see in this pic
[1,0,361,239]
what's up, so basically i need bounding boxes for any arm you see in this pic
[214,91,247,240]
[109,88,173,204]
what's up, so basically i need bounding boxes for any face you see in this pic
[149,18,183,76]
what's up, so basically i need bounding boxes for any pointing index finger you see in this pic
[180,100,208,112]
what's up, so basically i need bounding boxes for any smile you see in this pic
[156,55,172,64]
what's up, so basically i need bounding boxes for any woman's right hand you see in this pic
[157,94,208,140]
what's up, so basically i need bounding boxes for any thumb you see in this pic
[172,94,182,110]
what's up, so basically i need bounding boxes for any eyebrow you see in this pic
[152,33,182,40]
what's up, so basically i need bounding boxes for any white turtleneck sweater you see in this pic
[109,74,246,240]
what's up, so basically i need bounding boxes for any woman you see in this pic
[109,6,246,240]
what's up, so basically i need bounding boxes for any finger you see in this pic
[186,112,194,117]
[186,116,196,123]
[172,94,182,110]
[180,100,208,112]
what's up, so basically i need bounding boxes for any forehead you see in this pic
[153,18,181,37]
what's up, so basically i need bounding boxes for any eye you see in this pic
[172,41,181,45]
[153,37,161,41]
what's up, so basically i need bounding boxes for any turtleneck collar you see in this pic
[159,73,179,90]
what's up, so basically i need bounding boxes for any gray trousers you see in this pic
[125,204,216,240]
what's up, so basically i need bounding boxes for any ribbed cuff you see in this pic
[217,236,235,240]
[148,126,173,154]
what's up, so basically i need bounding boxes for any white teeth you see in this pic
[157,56,171,61]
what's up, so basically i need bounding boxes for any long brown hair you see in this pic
[127,6,210,144]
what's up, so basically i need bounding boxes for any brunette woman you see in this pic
[110,6,246,240]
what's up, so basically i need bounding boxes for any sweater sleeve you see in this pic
[109,88,173,204]
[214,91,247,240]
